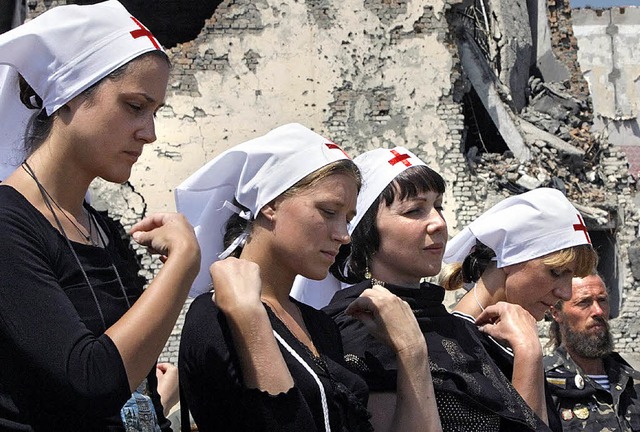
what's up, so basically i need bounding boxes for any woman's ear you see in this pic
[57,96,84,124]
[260,199,277,222]
[501,261,524,276]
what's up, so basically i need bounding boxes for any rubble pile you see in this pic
[468,76,630,213]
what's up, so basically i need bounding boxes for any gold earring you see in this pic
[364,266,371,280]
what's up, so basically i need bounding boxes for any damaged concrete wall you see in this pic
[572,7,640,163]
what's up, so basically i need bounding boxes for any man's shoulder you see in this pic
[544,348,588,396]
[606,352,640,381]
[544,347,573,372]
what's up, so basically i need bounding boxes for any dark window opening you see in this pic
[589,230,621,318]
[462,87,510,156]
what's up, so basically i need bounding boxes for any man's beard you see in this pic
[563,317,614,359]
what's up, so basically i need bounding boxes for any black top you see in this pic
[324,280,552,432]
[0,185,169,431]
[179,293,372,432]
[453,310,563,432]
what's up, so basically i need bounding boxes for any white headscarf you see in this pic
[292,146,428,309]
[443,188,592,268]
[0,0,163,180]
[175,123,353,297]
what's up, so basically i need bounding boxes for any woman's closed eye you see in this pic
[402,207,422,216]
[550,268,571,278]
[321,208,336,217]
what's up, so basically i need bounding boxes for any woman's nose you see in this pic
[333,222,351,245]
[555,282,573,301]
[427,211,447,234]
[137,117,157,144]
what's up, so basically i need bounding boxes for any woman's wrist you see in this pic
[394,335,428,358]
[511,340,543,359]
[218,297,266,320]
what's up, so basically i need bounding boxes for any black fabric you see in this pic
[323,280,552,432]
[179,292,372,432]
[453,311,563,432]
[0,185,170,431]
[544,346,640,431]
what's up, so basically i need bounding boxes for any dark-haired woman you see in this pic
[0,2,200,430]
[177,125,441,432]
[297,147,553,431]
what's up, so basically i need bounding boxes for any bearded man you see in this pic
[545,274,640,431]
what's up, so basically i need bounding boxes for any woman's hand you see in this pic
[209,258,263,314]
[346,285,425,354]
[476,302,542,357]
[156,362,180,415]
[477,302,547,424]
[106,213,199,392]
[208,258,295,393]
[349,286,441,432]
[130,213,200,269]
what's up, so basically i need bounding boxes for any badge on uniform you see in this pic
[574,374,585,389]
[561,408,574,421]
[546,377,567,388]
[573,404,590,420]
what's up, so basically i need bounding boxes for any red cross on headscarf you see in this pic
[325,142,350,158]
[573,213,591,244]
[130,17,160,49]
[388,149,412,167]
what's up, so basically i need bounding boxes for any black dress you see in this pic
[323,280,552,432]
[0,185,169,431]
[453,311,563,432]
[179,293,373,432]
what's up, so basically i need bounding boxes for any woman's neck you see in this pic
[370,266,421,289]
[19,152,91,215]
[455,285,489,318]
[454,272,505,318]
[240,238,295,306]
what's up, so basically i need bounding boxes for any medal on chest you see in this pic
[561,408,574,421]
[573,404,590,420]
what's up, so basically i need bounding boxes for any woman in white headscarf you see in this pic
[0,2,200,430]
[441,188,598,431]
[313,147,554,432]
[176,124,441,432]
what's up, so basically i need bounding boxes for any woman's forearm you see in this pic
[224,303,295,394]
[512,346,548,424]
[106,241,200,391]
[390,340,442,432]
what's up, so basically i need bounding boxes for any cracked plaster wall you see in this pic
[140,0,456,218]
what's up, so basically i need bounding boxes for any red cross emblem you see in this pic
[130,17,160,50]
[388,149,412,167]
[573,214,591,243]
[325,142,350,159]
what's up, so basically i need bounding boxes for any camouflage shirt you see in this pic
[544,346,640,431]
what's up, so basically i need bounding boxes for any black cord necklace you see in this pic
[22,162,97,246]
[21,161,132,331]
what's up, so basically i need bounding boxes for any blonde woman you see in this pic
[442,188,598,431]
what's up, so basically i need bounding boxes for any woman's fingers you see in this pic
[346,287,424,353]
[130,212,198,258]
